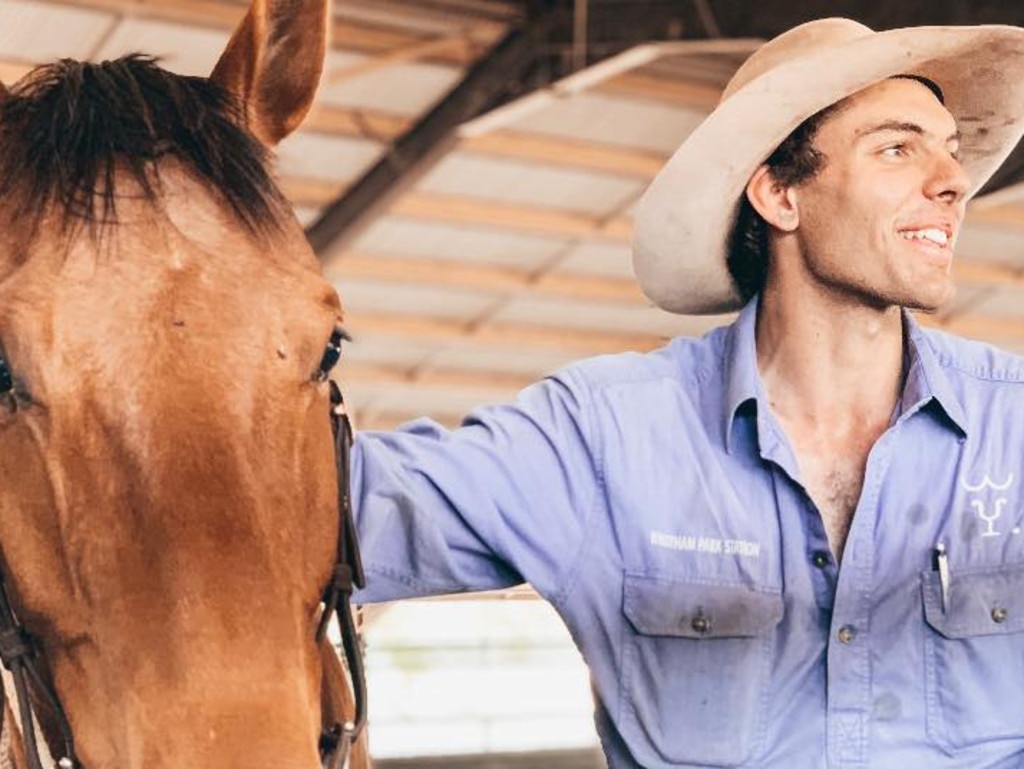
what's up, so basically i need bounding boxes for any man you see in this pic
[351,18,1024,768]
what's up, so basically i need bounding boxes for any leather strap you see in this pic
[317,380,368,769]
[0,574,76,769]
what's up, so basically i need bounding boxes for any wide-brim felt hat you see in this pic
[632,17,1024,315]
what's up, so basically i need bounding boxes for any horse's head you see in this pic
[0,2,349,767]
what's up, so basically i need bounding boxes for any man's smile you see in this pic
[895,217,958,267]
[898,227,949,246]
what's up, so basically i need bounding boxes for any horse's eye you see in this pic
[316,327,350,382]
[0,352,12,395]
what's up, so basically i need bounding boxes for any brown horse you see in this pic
[0,0,369,767]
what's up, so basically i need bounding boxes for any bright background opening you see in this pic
[362,597,600,759]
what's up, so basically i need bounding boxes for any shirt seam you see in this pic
[623,570,783,592]
[365,562,475,593]
[549,367,605,611]
[923,335,1024,384]
[563,337,717,394]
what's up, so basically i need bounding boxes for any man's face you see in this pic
[788,78,969,312]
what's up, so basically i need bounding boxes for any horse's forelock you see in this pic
[0,55,288,240]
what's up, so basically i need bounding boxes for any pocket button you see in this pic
[691,614,711,634]
[992,607,1009,624]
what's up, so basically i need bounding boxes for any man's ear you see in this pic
[210,0,329,147]
[745,165,799,232]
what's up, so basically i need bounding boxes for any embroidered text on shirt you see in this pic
[650,530,761,558]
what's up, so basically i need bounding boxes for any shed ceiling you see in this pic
[2,0,1024,429]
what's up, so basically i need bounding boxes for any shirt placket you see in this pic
[826,426,898,768]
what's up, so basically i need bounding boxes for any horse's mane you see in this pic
[0,55,288,236]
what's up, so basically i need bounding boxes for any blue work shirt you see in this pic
[352,297,1024,768]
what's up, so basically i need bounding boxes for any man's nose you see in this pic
[926,151,971,205]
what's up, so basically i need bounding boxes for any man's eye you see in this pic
[881,144,907,157]
[315,327,350,382]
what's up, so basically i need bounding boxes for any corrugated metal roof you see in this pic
[3,0,1024,427]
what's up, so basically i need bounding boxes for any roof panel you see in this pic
[554,241,635,279]
[965,284,1024,321]
[336,3,497,36]
[418,153,645,218]
[318,51,463,115]
[492,296,730,338]
[335,278,497,320]
[501,92,706,155]
[957,221,1024,268]
[938,283,993,316]
[640,51,749,88]
[275,132,381,184]
[350,217,573,269]
[293,205,322,227]
[0,0,116,62]
[94,18,230,76]
[340,339,436,370]
[430,346,575,378]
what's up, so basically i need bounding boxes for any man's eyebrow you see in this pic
[856,120,961,143]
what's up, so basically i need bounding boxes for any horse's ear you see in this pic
[210,0,329,146]
[0,81,9,105]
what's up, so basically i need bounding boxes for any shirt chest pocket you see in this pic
[922,562,1024,754]
[620,573,784,768]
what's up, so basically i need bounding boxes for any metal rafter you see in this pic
[307,7,561,262]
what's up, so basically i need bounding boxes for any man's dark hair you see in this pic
[725,75,944,301]
[725,105,836,301]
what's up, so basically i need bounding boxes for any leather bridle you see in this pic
[317,380,368,769]
[0,378,368,769]
[0,576,77,769]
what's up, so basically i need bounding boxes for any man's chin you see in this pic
[888,277,956,315]
[900,289,955,315]
[900,300,939,315]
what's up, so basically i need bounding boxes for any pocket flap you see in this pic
[922,562,1024,639]
[623,573,783,639]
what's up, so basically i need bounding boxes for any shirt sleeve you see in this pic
[350,367,601,606]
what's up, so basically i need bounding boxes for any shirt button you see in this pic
[837,625,857,644]
[992,607,1009,623]
[691,615,711,634]
[811,551,831,568]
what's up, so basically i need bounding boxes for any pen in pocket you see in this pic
[933,543,950,614]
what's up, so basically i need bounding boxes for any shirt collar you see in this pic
[722,297,969,454]
[722,297,766,455]
[899,310,969,436]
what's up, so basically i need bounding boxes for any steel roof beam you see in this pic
[308,8,560,264]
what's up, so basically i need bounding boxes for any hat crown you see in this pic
[722,18,875,101]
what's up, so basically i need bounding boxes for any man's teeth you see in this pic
[900,228,949,246]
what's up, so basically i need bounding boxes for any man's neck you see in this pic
[755,286,906,431]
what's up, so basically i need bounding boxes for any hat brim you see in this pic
[632,25,1024,315]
